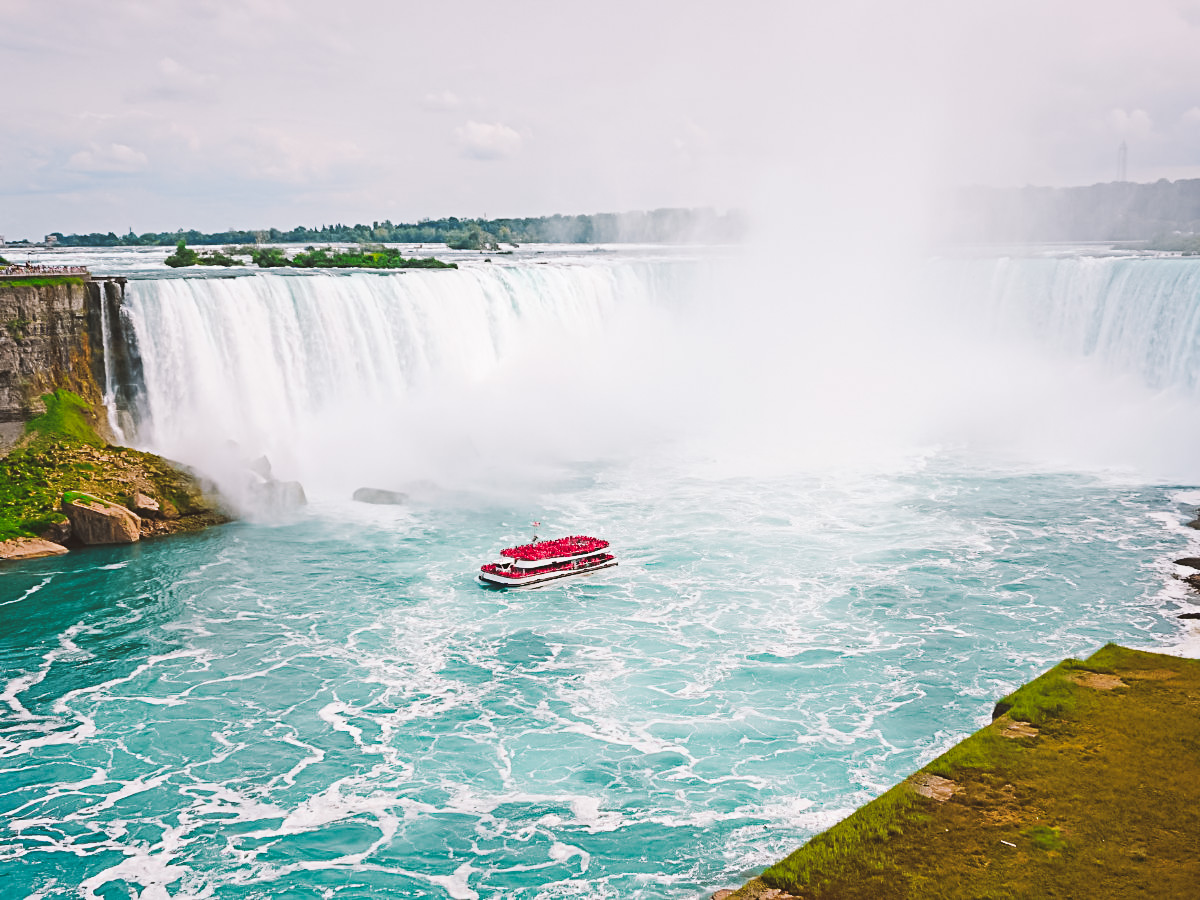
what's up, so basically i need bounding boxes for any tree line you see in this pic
[48,208,746,248]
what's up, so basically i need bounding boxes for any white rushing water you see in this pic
[119,251,1200,490]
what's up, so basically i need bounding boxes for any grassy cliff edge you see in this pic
[721,643,1200,899]
[0,389,226,545]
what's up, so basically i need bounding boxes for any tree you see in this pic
[163,240,199,267]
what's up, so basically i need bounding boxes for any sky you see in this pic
[3,0,1200,238]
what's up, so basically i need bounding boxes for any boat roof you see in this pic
[500,535,609,561]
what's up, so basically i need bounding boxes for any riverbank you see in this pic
[716,643,1200,899]
[0,390,226,560]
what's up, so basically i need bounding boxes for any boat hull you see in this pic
[478,560,617,588]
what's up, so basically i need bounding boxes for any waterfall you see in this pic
[119,262,692,494]
[96,280,125,443]
[934,255,1200,395]
[111,253,1200,489]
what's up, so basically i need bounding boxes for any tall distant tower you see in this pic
[1117,141,1128,182]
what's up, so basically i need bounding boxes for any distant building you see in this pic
[44,234,58,246]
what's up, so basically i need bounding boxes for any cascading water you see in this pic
[120,261,697,499]
[96,280,127,444]
[936,254,1200,395]
[5,248,1200,900]
[117,253,1200,490]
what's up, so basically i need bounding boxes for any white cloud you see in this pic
[1182,106,1200,126]
[421,90,462,111]
[158,57,214,90]
[455,121,523,161]
[65,142,149,173]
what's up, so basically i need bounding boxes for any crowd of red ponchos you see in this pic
[500,535,610,562]
[481,553,615,578]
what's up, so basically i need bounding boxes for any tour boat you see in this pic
[478,534,617,588]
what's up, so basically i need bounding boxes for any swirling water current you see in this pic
[2,459,1195,899]
[2,248,1200,898]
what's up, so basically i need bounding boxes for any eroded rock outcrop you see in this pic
[132,491,162,518]
[0,537,69,560]
[62,492,141,544]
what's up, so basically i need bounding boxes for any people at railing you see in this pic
[2,264,90,276]
[482,553,615,576]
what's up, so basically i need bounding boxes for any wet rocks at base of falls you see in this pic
[244,454,307,513]
[62,492,141,544]
[251,478,307,511]
[352,487,407,505]
[1175,554,1200,620]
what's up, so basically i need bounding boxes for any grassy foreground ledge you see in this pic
[0,389,225,544]
[721,644,1200,900]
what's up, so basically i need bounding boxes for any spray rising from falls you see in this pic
[112,253,1200,496]
[913,254,1200,478]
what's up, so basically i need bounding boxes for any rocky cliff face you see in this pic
[0,276,125,449]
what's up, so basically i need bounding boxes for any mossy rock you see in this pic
[0,390,227,542]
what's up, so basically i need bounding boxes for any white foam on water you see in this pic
[425,861,480,900]
[0,575,53,607]
[1,622,95,720]
[547,842,590,873]
[77,824,193,900]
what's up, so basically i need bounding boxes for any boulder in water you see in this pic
[352,487,408,505]
[0,537,69,560]
[1177,558,1200,570]
[251,479,307,510]
[62,492,141,544]
[249,455,273,480]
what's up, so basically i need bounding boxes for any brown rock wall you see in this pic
[0,277,124,439]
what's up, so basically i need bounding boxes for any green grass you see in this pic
[25,389,103,447]
[762,784,924,896]
[0,276,86,288]
[1026,824,1066,852]
[749,644,1200,899]
[0,390,215,541]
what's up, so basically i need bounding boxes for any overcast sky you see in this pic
[3,0,1200,238]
